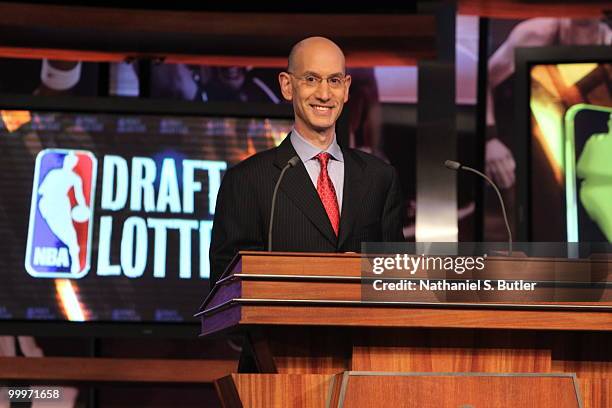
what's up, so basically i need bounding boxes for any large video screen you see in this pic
[0,109,292,322]
[529,62,612,241]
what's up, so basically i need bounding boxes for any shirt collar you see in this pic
[290,128,344,163]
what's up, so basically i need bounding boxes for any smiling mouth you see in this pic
[311,105,333,113]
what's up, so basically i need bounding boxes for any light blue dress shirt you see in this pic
[290,129,344,214]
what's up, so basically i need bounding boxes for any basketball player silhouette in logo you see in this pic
[38,153,89,273]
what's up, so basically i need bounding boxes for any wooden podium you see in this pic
[197,252,612,408]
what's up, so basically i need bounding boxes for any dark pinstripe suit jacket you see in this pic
[209,133,404,284]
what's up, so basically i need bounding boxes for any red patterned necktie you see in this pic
[315,152,340,236]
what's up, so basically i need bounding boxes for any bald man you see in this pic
[209,37,404,285]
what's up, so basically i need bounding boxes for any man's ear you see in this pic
[343,74,352,103]
[278,72,293,101]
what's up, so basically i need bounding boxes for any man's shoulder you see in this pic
[226,146,278,176]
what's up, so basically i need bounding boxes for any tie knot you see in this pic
[315,152,331,168]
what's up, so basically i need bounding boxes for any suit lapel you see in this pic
[338,148,369,248]
[274,134,337,246]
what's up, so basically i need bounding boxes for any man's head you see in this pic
[279,37,351,146]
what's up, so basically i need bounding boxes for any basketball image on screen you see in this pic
[565,104,612,242]
[528,62,612,241]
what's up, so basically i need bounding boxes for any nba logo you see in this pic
[25,149,97,279]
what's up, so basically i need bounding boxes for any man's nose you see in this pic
[314,80,331,100]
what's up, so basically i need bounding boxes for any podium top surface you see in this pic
[197,251,612,336]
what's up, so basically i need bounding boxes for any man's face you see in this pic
[279,42,351,136]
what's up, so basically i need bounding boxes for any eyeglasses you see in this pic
[287,72,348,89]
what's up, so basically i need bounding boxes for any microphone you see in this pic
[444,160,512,255]
[268,155,300,251]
